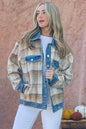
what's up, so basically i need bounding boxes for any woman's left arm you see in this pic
[48,53,73,89]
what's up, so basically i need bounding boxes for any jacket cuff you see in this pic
[17,82,28,93]
[48,72,58,86]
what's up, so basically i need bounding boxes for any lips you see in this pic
[39,20,44,23]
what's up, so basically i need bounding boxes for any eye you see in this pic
[36,13,39,16]
[43,11,46,14]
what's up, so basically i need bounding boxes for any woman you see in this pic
[7,2,73,129]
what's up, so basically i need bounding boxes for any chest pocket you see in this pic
[24,55,42,71]
[25,55,41,62]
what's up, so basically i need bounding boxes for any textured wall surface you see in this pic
[0,0,86,129]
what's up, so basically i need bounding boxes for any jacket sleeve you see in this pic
[48,53,73,89]
[7,41,28,93]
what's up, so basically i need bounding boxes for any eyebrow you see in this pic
[36,10,45,12]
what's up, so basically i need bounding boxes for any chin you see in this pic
[39,24,45,28]
[39,25,48,29]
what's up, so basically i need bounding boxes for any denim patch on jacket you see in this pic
[52,60,59,69]
[25,55,41,62]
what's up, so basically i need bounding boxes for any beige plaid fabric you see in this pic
[7,33,73,106]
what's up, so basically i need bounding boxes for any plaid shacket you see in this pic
[7,31,73,112]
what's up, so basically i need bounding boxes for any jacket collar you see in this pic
[31,31,41,41]
[30,31,57,49]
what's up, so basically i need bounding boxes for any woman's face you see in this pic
[36,4,49,29]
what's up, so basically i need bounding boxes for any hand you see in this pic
[46,68,54,80]
[22,84,31,92]
[24,84,31,88]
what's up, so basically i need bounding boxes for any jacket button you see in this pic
[47,55,49,57]
[31,59,33,61]
[47,65,49,67]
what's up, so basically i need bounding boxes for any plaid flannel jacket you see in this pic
[7,31,73,112]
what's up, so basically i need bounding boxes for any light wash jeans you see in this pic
[12,104,62,129]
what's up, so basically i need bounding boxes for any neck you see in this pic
[41,28,52,37]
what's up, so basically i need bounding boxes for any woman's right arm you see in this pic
[7,41,29,93]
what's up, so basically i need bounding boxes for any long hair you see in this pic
[26,2,72,58]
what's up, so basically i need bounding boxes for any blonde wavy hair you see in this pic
[26,2,71,58]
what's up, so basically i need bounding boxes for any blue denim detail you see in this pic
[30,31,41,41]
[25,55,41,62]
[48,72,58,86]
[20,99,63,111]
[17,81,29,93]
[46,44,51,69]
[52,102,64,112]
[40,38,48,107]
[52,39,57,49]
[20,99,47,109]
[52,60,59,69]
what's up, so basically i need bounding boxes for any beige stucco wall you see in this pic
[0,0,86,129]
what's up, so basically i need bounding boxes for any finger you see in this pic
[24,84,31,88]
[46,71,52,75]
[46,70,52,74]
[47,69,53,73]
[47,69,52,71]
[27,85,31,88]
[46,74,52,78]
[46,76,52,80]
[46,73,54,79]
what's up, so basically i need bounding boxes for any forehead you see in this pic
[37,4,45,11]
